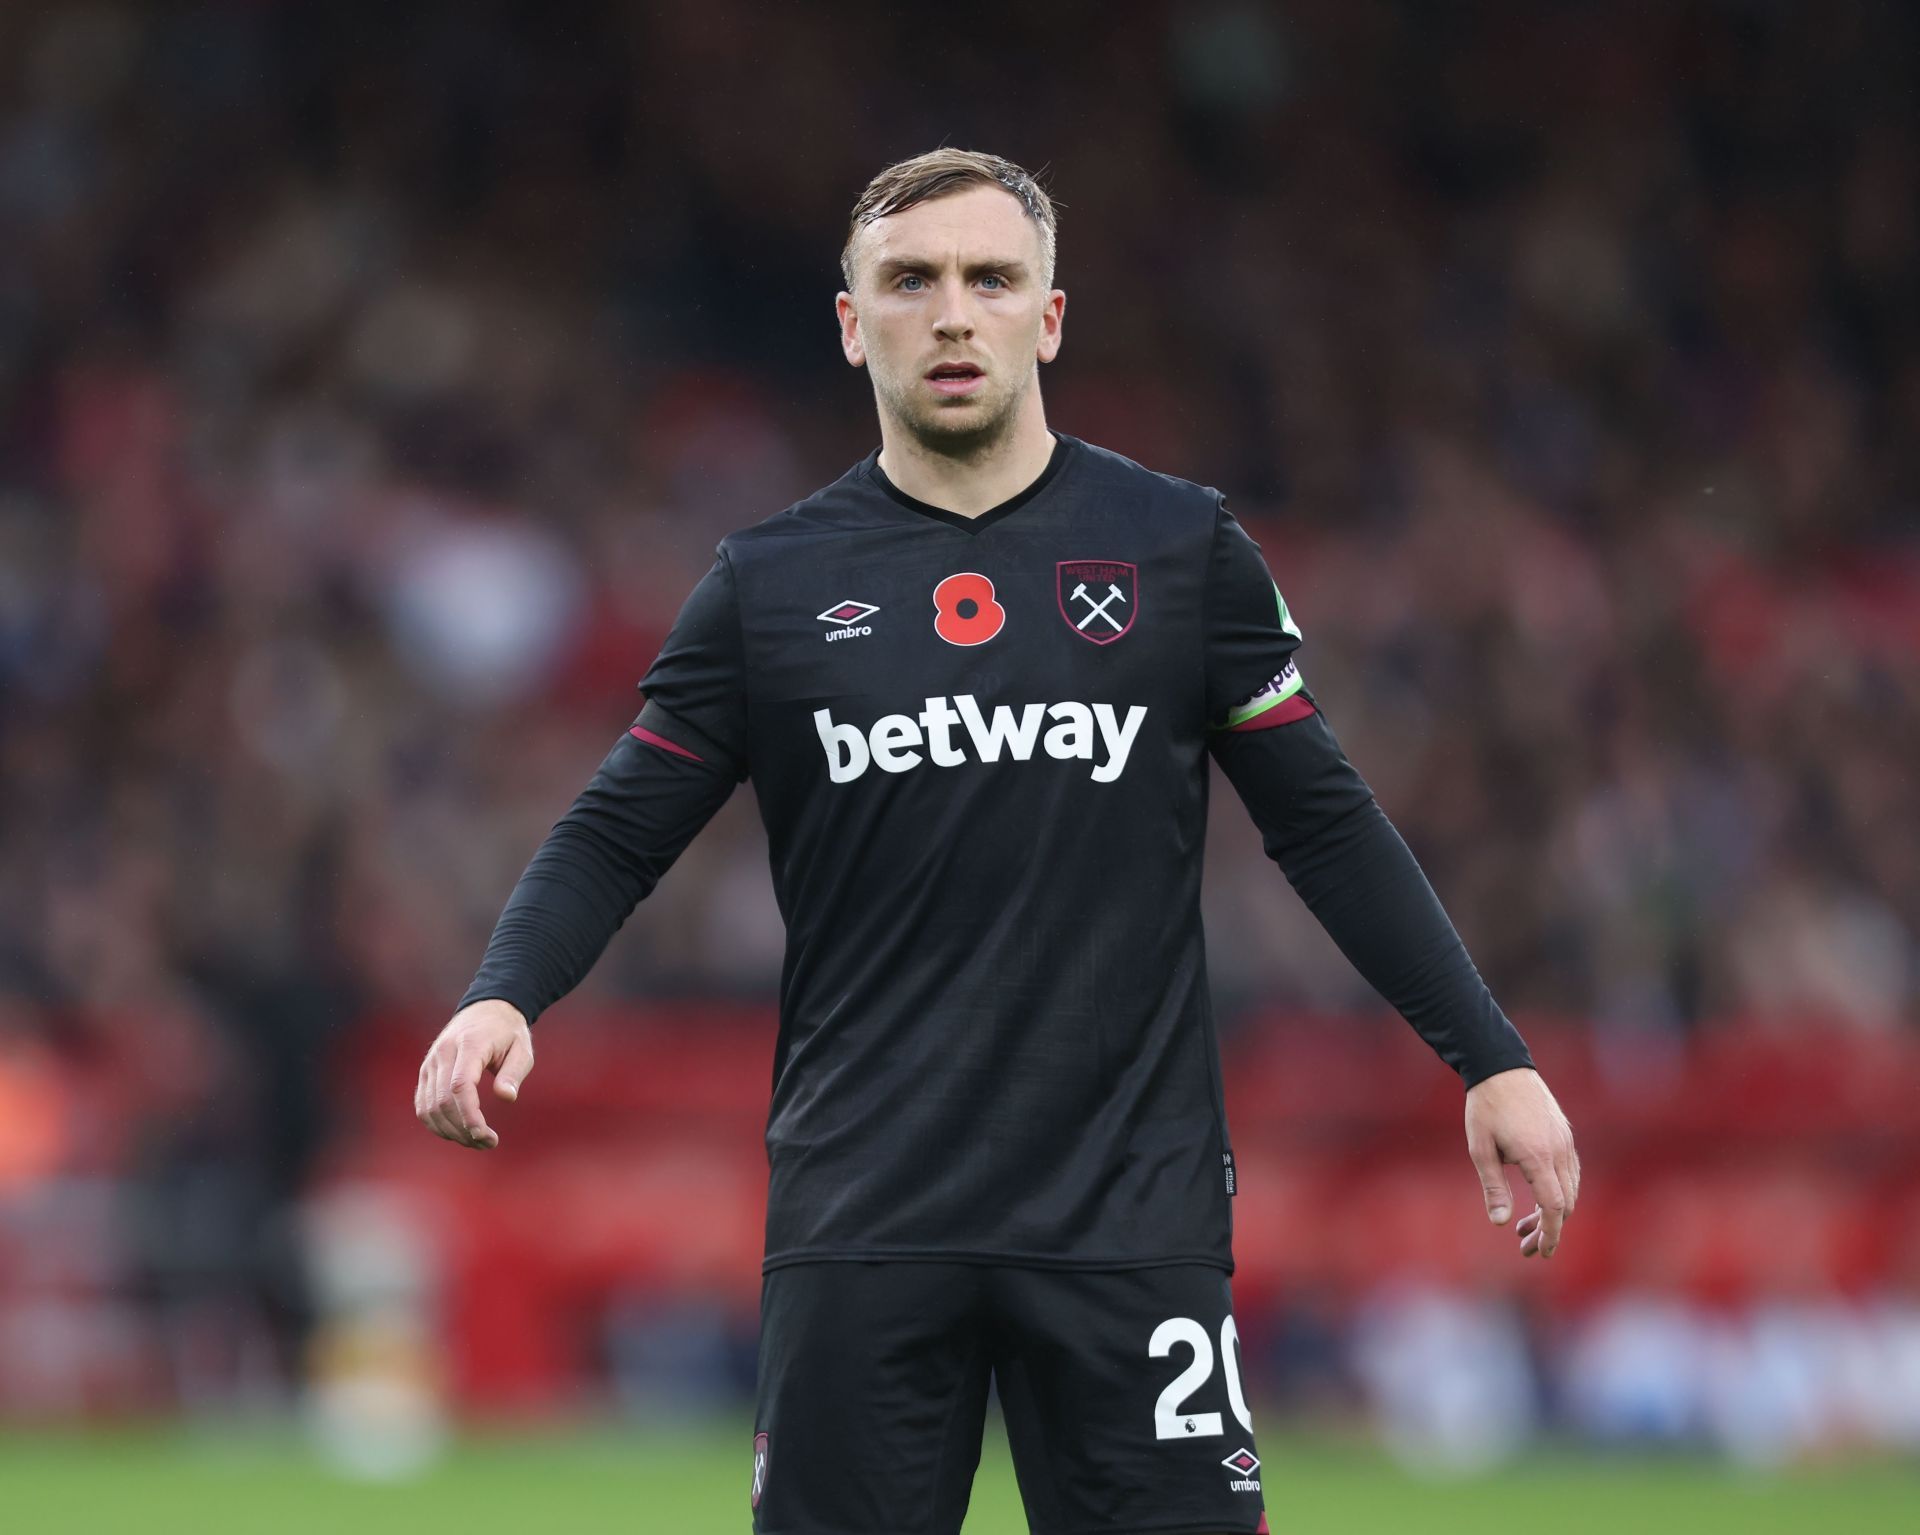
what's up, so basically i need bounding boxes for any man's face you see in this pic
[837,184,1064,453]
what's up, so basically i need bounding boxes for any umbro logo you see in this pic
[818,598,878,642]
[1222,1446,1261,1493]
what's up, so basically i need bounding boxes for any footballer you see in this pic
[415,149,1581,1534]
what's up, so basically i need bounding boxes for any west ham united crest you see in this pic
[1057,560,1137,645]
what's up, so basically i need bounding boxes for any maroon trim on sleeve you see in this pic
[1227,694,1317,731]
[629,724,705,762]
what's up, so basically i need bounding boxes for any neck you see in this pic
[875,390,1056,517]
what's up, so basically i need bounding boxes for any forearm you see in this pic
[1213,713,1533,1086]
[459,716,737,1025]
[457,823,658,1026]
[1278,793,1532,1085]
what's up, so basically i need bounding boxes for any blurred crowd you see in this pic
[1,0,1918,1447]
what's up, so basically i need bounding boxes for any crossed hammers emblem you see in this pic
[1070,581,1128,631]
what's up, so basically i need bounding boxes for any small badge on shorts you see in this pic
[751,1431,769,1509]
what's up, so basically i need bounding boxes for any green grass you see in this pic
[2,1418,1915,1533]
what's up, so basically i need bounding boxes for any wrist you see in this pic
[1461,1056,1537,1093]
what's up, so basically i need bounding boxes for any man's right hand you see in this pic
[414,999,534,1150]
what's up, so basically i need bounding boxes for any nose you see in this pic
[931,277,974,342]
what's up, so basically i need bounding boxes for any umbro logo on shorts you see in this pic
[1222,1446,1261,1493]
[751,1431,769,1508]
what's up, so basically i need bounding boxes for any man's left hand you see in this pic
[1465,1067,1580,1260]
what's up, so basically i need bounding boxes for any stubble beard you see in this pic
[873,361,1032,464]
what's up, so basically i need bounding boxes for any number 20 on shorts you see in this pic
[1150,1314,1254,1439]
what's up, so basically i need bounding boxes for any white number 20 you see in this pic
[1149,1314,1254,1440]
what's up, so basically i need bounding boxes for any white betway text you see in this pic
[814,695,1148,784]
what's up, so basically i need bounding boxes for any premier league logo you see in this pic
[751,1432,769,1509]
[1057,560,1138,645]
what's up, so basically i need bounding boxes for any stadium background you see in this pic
[1,0,1917,1529]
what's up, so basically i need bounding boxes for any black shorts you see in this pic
[750,1260,1268,1535]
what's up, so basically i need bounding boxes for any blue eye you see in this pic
[981,274,1004,290]
[899,274,924,291]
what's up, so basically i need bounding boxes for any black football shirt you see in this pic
[461,431,1533,1273]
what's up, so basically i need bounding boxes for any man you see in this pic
[416,149,1579,1534]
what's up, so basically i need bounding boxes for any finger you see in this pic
[449,1047,495,1149]
[428,1045,464,1143]
[1516,1209,1542,1238]
[1467,1133,1513,1225]
[419,1049,446,1135]
[1520,1157,1569,1257]
[1521,1226,1541,1258]
[492,1032,535,1101]
[1566,1145,1582,1214]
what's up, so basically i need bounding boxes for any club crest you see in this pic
[1057,560,1137,645]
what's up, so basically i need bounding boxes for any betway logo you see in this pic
[814,695,1148,784]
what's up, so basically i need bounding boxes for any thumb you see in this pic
[492,1033,535,1101]
[1470,1135,1511,1225]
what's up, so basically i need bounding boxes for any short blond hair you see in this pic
[841,148,1059,290]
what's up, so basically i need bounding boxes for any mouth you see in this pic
[924,361,986,398]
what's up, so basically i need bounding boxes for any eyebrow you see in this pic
[874,256,1031,280]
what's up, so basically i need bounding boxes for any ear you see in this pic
[1036,288,1065,364]
[836,291,866,368]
